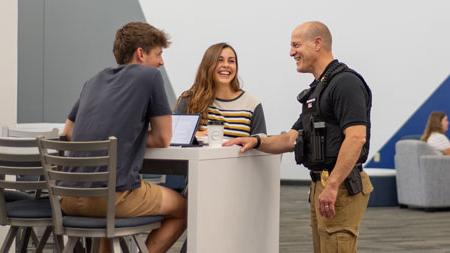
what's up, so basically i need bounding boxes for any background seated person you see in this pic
[174,42,267,139]
[421,111,450,155]
[62,22,186,253]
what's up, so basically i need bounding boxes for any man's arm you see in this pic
[223,129,299,154]
[147,115,172,148]
[62,119,75,141]
[63,97,80,141]
[318,124,366,218]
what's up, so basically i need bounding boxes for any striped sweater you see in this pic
[175,91,267,138]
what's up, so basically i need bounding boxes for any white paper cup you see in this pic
[207,121,224,147]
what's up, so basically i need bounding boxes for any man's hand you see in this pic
[223,137,257,153]
[62,119,74,141]
[318,184,338,218]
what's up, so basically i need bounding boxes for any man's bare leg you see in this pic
[146,187,187,253]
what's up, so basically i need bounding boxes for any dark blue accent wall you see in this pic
[366,75,450,169]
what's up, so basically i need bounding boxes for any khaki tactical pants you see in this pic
[310,171,373,253]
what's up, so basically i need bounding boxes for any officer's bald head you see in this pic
[293,21,332,52]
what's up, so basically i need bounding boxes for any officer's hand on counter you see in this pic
[318,184,338,219]
[223,137,258,153]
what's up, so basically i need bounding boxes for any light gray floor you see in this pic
[169,185,450,253]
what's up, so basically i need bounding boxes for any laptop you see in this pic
[170,114,201,147]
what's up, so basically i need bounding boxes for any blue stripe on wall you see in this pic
[366,75,450,169]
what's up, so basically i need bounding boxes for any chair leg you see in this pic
[90,238,100,253]
[73,239,86,253]
[84,238,92,253]
[15,227,23,253]
[35,226,52,253]
[53,234,64,253]
[30,228,40,247]
[180,239,187,253]
[109,238,121,253]
[133,235,149,253]
[119,237,131,253]
[18,227,32,253]
[63,237,79,253]
[0,226,19,253]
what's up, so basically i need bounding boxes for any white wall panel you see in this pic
[0,0,18,126]
[0,0,17,244]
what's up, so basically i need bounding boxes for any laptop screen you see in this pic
[170,114,200,146]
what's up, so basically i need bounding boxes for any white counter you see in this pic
[144,145,281,253]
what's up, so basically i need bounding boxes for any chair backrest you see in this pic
[0,137,47,225]
[395,139,441,171]
[2,126,59,139]
[396,139,440,156]
[37,136,117,236]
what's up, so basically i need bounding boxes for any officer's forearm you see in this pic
[259,130,298,154]
[327,126,366,188]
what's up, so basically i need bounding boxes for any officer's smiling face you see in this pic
[290,27,317,74]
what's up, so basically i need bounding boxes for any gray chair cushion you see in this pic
[4,190,33,202]
[63,215,163,228]
[6,199,52,218]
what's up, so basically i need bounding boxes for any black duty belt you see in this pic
[309,164,363,182]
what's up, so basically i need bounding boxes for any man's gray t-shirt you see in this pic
[68,64,171,191]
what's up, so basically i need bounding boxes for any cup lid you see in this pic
[208,120,224,125]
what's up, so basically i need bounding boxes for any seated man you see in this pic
[62,22,186,253]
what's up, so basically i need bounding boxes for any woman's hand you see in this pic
[195,130,208,138]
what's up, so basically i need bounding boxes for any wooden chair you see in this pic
[38,136,163,253]
[0,137,55,253]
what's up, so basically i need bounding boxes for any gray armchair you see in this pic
[394,139,450,208]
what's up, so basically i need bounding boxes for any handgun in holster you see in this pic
[344,166,363,196]
[294,130,305,165]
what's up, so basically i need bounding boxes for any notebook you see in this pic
[170,114,201,147]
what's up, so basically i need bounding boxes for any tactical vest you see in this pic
[299,61,372,170]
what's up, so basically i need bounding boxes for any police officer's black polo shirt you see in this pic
[292,60,371,167]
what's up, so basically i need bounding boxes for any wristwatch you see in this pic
[251,135,261,149]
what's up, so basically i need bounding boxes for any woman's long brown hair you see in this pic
[176,43,240,125]
[421,111,446,141]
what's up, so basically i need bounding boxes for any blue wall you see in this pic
[367,76,450,169]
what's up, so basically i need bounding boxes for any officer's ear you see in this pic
[313,36,322,51]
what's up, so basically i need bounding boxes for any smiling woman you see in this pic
[175,42,267,139]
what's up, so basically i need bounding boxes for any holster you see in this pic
[294,134,305,165]
[344,165,363,196]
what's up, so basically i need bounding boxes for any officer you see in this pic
[224,21,373,253]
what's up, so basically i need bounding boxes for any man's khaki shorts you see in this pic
[61,180,163,217]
